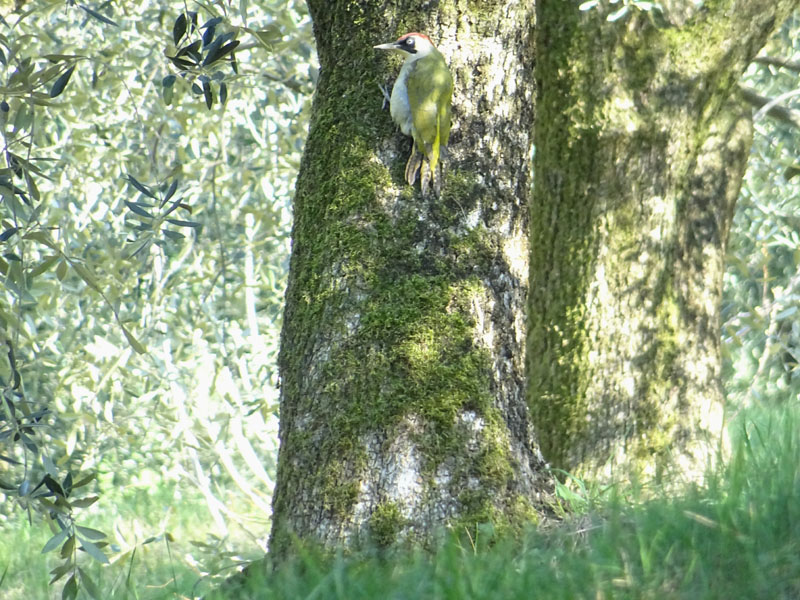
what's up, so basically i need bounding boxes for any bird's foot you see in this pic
[420,160,431,197]
[432,163,442,198]
[405,151,422,186]
[378,83,391,110]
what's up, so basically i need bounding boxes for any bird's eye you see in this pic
[403,37,415,49]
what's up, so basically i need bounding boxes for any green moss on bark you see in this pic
[368,501,408,547]
[276,93,535,545]
[530,1,792,483]
[272,1,546,557]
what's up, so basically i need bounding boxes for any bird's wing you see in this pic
[438,67,453,148]
[406,59,442,152]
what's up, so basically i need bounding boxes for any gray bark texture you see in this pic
[269,0,549,557]
[529,0,800,482]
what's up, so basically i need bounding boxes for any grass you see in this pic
[211,403,800,599]
[2,403,799,599]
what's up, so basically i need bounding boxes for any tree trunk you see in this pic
[269,0,548,556]
[529,1,799,482]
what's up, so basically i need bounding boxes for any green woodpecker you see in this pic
[374,32,453,196]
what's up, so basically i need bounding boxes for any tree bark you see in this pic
[269,0,548,556]
[529,0,799,482]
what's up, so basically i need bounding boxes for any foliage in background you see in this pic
[724,12,800,407]
[578,0,663,23]
[0,0,314,596]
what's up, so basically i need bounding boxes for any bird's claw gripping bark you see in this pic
[406,149,444,198]
[419,160,431,197]
[419,160,442,198]
[432,162,442,197]
[378,83,391,110]
[405,149,422,186]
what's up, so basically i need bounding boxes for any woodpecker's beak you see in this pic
[374,41,398,51]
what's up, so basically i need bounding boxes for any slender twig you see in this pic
[753,55,800,74]
[738,85,800,129]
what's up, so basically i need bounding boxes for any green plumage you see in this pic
[406,47,453,186]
